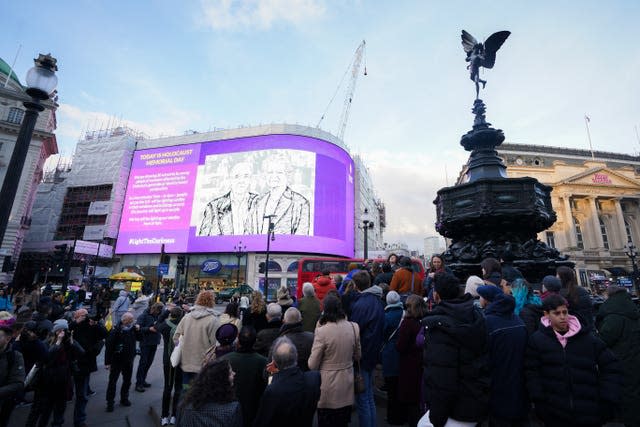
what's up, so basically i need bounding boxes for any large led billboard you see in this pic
[115,134,355,257]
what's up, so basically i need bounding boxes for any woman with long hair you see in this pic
[220,301,242,330]
[423,255,448,304]
[481,257,511,295]
[177,358,242,427]
[243,291,267,332]
[308,294,361,427]
[556,266,594,328]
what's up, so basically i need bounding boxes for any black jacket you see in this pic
[278,322,314,371]
[253,319,282,357]
[561,286,594,329]
[421,294,489,427]
[253,366,320,427]
[136,308,161,346]
[105,324,139,365]
[0,346,25,400]
[525,320,622,425]
[519,303,544,336]
[70,318,107,375]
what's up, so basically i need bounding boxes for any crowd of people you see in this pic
[0,253,639,427]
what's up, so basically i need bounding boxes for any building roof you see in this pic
[0,57,22,87]
[500,143,640,163]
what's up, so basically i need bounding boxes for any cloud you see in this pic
[199,0,325,30]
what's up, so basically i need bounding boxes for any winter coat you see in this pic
[349,287,384,371]
[422,294,490,427]
[373,271,394,287]
[253,319,283,357]
[221,350,267,427]
[178,401,242,427]
[70,318,107,374]
[308,319,361,409]
[219,313,242,330]
[561,286,594,329]
[130,295,151,321]
[12,337,47,374]
[525,316,622,426]
[40,339,84,400]
[174,305,220,373]
[596,291,640,427]
[31,311,53,341]
[242,308,268,332]
[0,346,24,400]
[396,316,423,403]
[112,291,130,324]
[312,275,336,303]
[137,308,161,346]
[381,303,403,377]
[157,313,180,366]
[0,296,12,311]
[484,294,529,420]
[297,296,321,333]
[390,267,423,296]
[105,323,138,365]
[278,322,314,371]
[519,303,544,336]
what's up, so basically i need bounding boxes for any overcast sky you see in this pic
[2,1,639,251]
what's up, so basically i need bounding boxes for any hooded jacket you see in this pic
[112,291,130,324]
[174,305,220,373]
[421,294,489,427]
[312,275,336,303]
[349,286,384,371]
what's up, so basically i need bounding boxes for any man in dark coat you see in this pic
[596,286,640,427]
[70,308,107,427]
[253,303,283,357]
[221,326,268,427]
[349,271,384,427]
[422,273,489,427]
[477,285,529,426]
[526,294,621,427]
[0,326,24,427]
[135,302,163,392]
[278,307,314,371]
[105,312,139,412]
[253,336,320,427]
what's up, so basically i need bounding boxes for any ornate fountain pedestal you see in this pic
[434,99,572,283]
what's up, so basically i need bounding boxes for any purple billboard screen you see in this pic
[116,134,355,257]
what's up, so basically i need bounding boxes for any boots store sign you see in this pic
[201,259,222,274]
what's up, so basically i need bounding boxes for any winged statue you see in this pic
[461,30,510,98]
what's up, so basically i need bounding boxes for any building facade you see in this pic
[497,143,640,287]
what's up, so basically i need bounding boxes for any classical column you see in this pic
[562,194,577,248]
[613,198,629,248]
[587,197,605,249]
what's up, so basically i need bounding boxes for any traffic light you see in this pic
[258,262,265,273]
[52,244,68,273]
[176,255,185,273]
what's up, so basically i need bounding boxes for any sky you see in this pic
[1,1,639,251]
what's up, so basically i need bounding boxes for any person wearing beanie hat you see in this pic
[52,318,69,333]
[542,275,561,294]
[385,290,401,306]
[276,286,294,313]
[477,285,504,308]
[381,289,404,424]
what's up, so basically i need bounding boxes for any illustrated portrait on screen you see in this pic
[249,156,311,235]
[198,161,258,236]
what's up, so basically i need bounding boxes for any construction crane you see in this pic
[317,40,367,141]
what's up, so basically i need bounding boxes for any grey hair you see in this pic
[302,282,315,297]
[271,336,298,370]
[283,307,302,324]
[266,302,282,319]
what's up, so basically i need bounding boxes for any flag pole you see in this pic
[584,114,594,160]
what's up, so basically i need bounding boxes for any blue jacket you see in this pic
[349,289,384,371]
[484,294,529,420]
[381,303,403,377]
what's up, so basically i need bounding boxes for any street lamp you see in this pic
[234,241,246,286]
[0,54,58,247]
[264,215,276,300]
[361,208,374,259]
[625,240,639,296]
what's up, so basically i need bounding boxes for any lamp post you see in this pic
[625,240,639,296]
[0,54,58,248]
[234,241,246,286]
[264,215,276,301]
[361,208,374,259]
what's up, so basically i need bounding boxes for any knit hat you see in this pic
[277,287,293,306]
[542,275,561,293]
[386,290,400,305]
[52,318,69,333]
[477,285,503,303]
[215,323,238,345]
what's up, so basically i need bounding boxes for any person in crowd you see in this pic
[238,296,250,322]
[373,262,395,288]
[177,358,242,427]
[111,290,130,325]
[220,301,242,330]
[596,286,640,427]
[477,285,529,426]
[0,325,24,427]
[396,294,427,427]
[511,278,541,316]
[221,326,267,427]
[333,275,343,293]
[104,312,138,412]
[340,280,358,317]
[11,288,25,313]
[135,302,163,392]
[254,336,321,427]
[519,275,559,336]
[278,307,313,371]
[308,294,361,427]
[64,287,79,312]
[481,257,511,294]
[339,263,362,294]
[525,294,621,427]
[312,270,337,305]
[243,291,267,332]
[423,255,448,302]
[32,299,53,341]
[131,291,152,321]
[173,290,220,388]
[27,319,84,427]
[380,290,404,425]
[556,266,593,328]
[212,323,239,360]
[464,275,484,309]
[28,286,41,311]
[298,282,321,333]
[76,285,87,309]
[387,253,400,271]
[500,251,525,285]
[48,293,65,322]
[0,289,13,313]
[156,306,184,426]
[253,303,283,357]
[12,320,46,388]
[422,273,489,427]
[349,271,385,427]
[276,285,294,313]
[70,308,107,427]
[95,286,112,320]
[390,256,422,301]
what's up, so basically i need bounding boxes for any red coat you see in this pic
[313,276,336,304]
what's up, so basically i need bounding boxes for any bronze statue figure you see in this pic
[461,30,510,98]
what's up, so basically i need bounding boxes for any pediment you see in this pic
[558,167,640,189]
